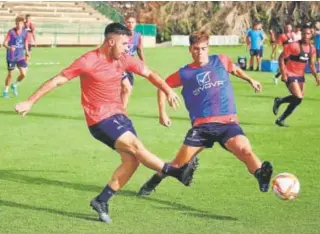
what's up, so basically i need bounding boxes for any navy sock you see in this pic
[147,174,164,187]
[275,72,281,78]
[97,185,116,203]
[278,97,302,121]
[278,95,295,105]
[162,163,181,179]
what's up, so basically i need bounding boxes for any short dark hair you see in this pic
[302,22,312,30]
[26,14,31,18]
[104,23,131,37]
[189,30,209,45]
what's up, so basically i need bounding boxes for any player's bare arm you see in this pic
[231,64,262,92]
[278,52,287,82]
[139,66,180,111]
[137,47,145,62]
[15,75,69,116]
[309,54,320,86]
[157,89,171,127]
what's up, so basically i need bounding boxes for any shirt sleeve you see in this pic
[165,71,182,88]
[283,44,292,58]
[277,35,284,45]
[124,55,145,76]
[218,55,233,73]
[60,56,87,80]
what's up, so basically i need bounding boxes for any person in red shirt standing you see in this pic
[24,14,36,62]
[273,24,320,127]
[15,23,197,223]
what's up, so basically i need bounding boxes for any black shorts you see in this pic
[122,72,134,86]
[286,76,305,86]
[250,49,262,57]
[88,114,137,150]
[183,123,245,148]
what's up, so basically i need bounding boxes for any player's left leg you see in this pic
[255,54,261,71]
[271,43,276,60]
[223,131,273,192]
[138,144,203,196]
[25,44,32,63]
[249,50,255,71]
[90,151,140,223]
[121,72,134,109]
[11,60,28,96]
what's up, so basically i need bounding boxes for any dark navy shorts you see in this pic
[316,49,320,59]
[286,76,305,86]
[122,72,134,86]
[7,59,28,71]
[89,114,137,150]
[183,123,245,148]
[250,49,262,57]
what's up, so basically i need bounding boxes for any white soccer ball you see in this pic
[272,173,300,200]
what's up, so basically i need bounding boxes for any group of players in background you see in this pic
[246,20,320,126]
[4,13,320,223]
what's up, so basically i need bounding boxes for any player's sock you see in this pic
[278,96,302,121]
[12,81,19,87]
[161,163,182,179]
[278,95,295,105]
[275,72,281,78]
[97,184,116,203]
[148,174,164,186]
[249,66,253,71]
[4,86,9,92]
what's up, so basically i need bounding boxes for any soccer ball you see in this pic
[272,173,300,200]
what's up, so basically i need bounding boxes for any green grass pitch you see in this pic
[0,45,320,234]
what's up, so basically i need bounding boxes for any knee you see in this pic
[240,146,254,159]
[127,139,144,156]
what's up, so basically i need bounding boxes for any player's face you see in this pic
[26,16,31,22]
[125,17,136,31]
[301,28,312,43]
[111,34,130,59]
[16,20,24,29]
[189,41,209,64]
[285,25,292,33]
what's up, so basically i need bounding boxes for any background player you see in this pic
[273,24,320,127]
[138,30,273,196]
[121,15,145,109]
[15,23,197,223]
[246,20,264,71]
[269,28,277,60]
[24,14,36,62]
[273,22,296,84]
[2,16,30,98]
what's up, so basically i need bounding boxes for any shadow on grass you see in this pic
[0,170,237,221]
[0,200,98,222]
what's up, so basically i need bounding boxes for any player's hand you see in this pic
[10,46,16,51]
[15,101,33,117]
[167,91,180,111]
[159,113,171,127]
[250,79,262,93]
[281,74,288,82]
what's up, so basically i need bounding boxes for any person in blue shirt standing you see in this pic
[314,21,320,71]
[246,21,265,71]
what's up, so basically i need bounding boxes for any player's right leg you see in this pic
[3,61,15,98]
[90,151,140,223]
[249,50,254,71]
[138,144,203,196]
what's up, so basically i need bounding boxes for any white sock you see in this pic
[12,81,20,87]
[4,86,9,92]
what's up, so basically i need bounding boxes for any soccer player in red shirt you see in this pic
[121,15,145,109]
[273,24,320,127]
[15,23,197,223]
[24,14,36,62]
[138,30,273,196]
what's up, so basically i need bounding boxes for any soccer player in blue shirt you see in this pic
[121,15,145,109]
[314,21,320,71]
[246,21,265,71]
[138,30,273,196]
